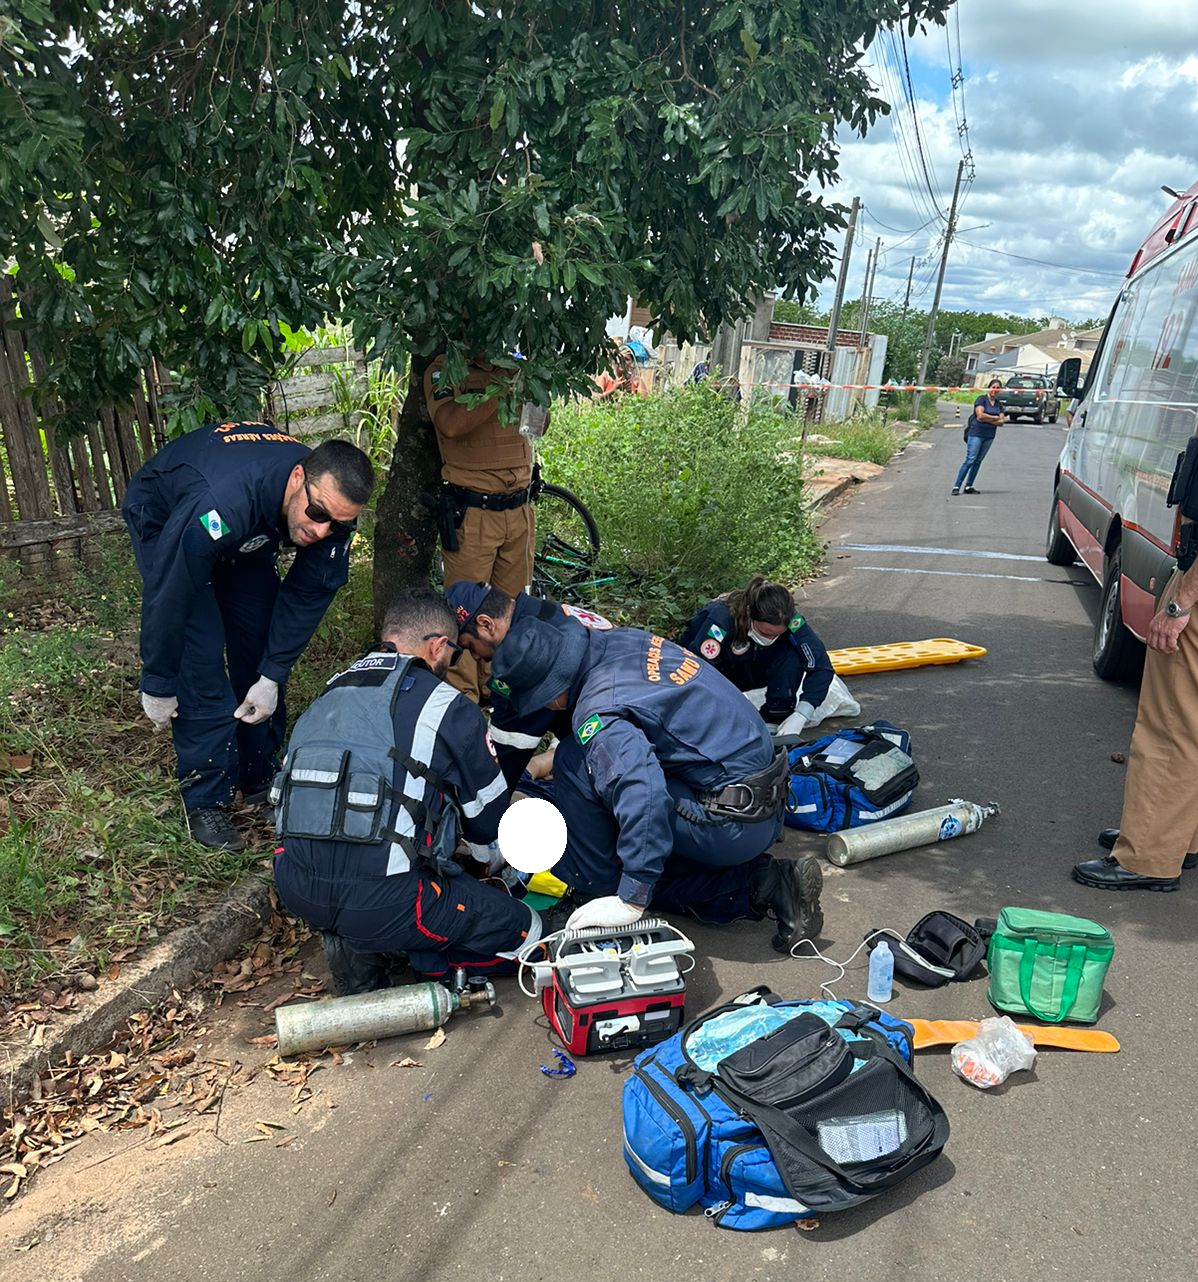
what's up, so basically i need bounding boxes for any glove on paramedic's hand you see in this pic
[565,897,645,932]
[234,676,279,725]
[466,841,506,876]
[141,693,178,731]
[773,700,817,738]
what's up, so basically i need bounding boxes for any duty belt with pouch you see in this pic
[424,468,538,553]
[700,749,790,822]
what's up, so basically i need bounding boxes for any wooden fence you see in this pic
[0,286,369,580]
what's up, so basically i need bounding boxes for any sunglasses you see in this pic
[422,633,463,667]
[302,474,358,537]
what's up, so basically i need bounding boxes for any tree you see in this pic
[933,353,966,387]
[3,1,955,618]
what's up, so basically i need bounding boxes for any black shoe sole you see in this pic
[1071,869,1179,892]
[771,857,824,952]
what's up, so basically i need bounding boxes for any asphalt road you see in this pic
[5,412,1196,1281]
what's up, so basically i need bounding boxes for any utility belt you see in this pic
[426,467,539,552]
[1178,522,1198,572]
[699,749,790,823]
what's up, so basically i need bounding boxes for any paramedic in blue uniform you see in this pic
[491,617,825,952]
[445,579,614,788]
[679,576,835,733]
[121,423,374,852]
[272,593,541,990]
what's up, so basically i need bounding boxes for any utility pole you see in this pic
[823,196,860,372]
[860,236,882,342]
[900,255,916,319]
[812,195,859,441]
[913,158,966,419]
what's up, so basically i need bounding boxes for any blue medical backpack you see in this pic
[782,721,918,833]
[621,988,948,1230]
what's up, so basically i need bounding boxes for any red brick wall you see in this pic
[767,322,861,347]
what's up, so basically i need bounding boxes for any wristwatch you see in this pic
[1165,599,1191,618]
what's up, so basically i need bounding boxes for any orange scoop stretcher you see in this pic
[908,1018,1120,1053]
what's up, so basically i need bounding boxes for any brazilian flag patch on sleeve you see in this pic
[489,677,512,698]
[789,614,805,632]
[576,713,604,745]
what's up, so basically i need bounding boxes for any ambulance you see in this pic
[1053,180,1198,679]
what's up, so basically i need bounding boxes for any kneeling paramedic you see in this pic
[445,579,614,788]
[491,618,824,952]
[678,576,834,735]
[271,592,542,991]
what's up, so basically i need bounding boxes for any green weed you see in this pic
[814,414,903,466]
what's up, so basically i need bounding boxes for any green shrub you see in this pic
[541,384,821,629]
[815,414,901,465]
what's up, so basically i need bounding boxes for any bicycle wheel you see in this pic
[533,483,601,600]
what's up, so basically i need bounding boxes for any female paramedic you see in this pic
[678,577,835,734]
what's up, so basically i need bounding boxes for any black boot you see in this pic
[320,931,407,995]
[539,890,581,935]
[749,856,824,954]
[186,806,246,852]
[1099,827,1198,869]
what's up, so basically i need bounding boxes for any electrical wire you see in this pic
[862,206,940,236]
[956,238,1126,278]
[869,35,945,228]
[899,26,944,208]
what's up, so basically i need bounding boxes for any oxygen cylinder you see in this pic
[825,800,1000,868]
[275,981,496,1056]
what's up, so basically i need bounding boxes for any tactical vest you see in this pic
[271,652,460,877]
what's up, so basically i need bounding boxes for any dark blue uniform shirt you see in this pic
[567,627,775,903]
[121,423,353,696]
[678,600,834,720]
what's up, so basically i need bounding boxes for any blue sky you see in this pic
[821,0,1198,323]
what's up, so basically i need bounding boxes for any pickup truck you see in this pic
[995,375,1060,424]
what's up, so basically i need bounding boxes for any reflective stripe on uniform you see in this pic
[460,770,507,818]
[488,725,543,750]
[495,904,541,959]
[387,684,459,876]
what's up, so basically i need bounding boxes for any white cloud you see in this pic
[823,0,1198,321]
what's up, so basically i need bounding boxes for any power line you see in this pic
[870,35,945,228]
[898,27,944,208]
[862,206,940,236]
[956,238,1126,278]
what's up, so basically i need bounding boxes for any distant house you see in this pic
[962,323,1102,385]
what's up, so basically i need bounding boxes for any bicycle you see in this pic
[530,469,613,602]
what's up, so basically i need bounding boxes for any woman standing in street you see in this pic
[953,379,1007,495]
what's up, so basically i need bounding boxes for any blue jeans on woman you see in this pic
[955,433,994,490]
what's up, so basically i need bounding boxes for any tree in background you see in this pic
[933,353,967,388]
[3,1,954,615]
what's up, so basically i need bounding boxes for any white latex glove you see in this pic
[773,700,817,738]
[141,692,178,731]
[565,896,645,931]
[233,676,279,725]
[467,840,506,876]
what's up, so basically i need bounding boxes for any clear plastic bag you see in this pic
[950,1016,1037,1089]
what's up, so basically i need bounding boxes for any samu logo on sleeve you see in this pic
[576,713,604,744]
[200,509,230,540]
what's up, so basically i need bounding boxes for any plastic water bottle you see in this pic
[867,941,894,1004]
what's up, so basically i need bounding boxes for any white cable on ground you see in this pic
[789,927,905,1000]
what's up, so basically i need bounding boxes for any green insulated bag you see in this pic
[987,908,1113,1025]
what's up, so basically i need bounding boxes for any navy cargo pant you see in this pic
[274,848,541,979]
[547,733,781,922]
[128,534,287,810]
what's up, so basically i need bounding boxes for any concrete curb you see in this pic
[1,873,273,1111]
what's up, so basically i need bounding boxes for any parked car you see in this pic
[1052,179,1198,680]
[995,374,1060,424]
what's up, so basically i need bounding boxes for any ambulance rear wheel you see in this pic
[1093,545,1143,682]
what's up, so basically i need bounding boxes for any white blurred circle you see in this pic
[498,797,567,876]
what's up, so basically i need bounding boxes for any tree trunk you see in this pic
[371,352,441,633]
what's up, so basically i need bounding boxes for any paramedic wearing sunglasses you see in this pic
[679,576,835,735]
[272,593,541,991]
[491,616,824,952]
[122,423,374,852]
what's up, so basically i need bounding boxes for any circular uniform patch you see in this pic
[561,603,614,630]
[699,638,722,660]
[238,534,271,554]
[731,641,751,655]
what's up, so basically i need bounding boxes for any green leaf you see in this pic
[488,88,506,131]
[740,29,761,61]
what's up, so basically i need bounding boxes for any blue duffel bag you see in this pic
[621,988,948,1230]
[782,720,918,832]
